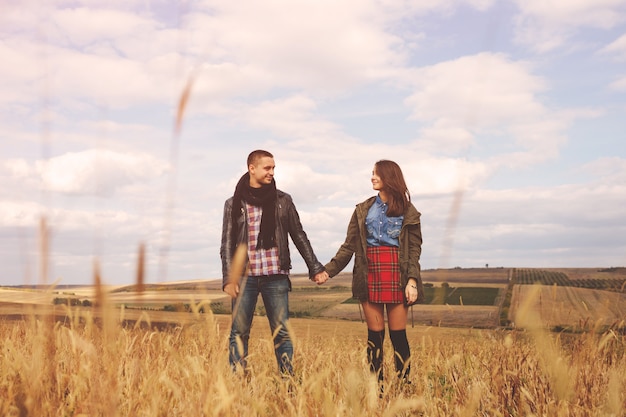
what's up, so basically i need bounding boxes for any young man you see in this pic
[220,150,328,375]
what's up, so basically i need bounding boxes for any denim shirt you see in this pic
[365,194,403,247]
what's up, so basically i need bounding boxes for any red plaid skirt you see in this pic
[367,246,403,304]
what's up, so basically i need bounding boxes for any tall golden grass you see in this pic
[0,304,624,416]
[3,211,626,415]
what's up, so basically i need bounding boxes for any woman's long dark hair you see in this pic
[375,160,410,217]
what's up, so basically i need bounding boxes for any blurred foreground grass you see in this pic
[0,306,624,416]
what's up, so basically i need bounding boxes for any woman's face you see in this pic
[371,166,383,191]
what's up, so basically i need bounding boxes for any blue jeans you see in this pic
[229,275,293,375]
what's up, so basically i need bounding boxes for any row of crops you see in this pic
[513,269,626,292]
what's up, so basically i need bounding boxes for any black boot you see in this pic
[367,329,385,385]
[389,329,411,382]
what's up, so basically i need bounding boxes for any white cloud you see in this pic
[404,53,569,166]
[512,0,626,52]
[0,39,184,109]
[7,149,169,195]
[417,121,475,154]
[191,63,274,104]
[0,200,43,228]
[275,162,345,205]
[188,0,407,93]
[49,47,183,107]
[600,33,626,59]
[245,95,341,140]
[0,3,189,110]
[581,156,626,182]
[609,75,626,91]
[184,0,503,100]
[47,7,158,48]
[463,0,496,10]
[0,40,44,104]
[5,159,32,179]
[406,53,545,126]
[515,0,625,28]
[403,157,491,196]
[423,179,626,268]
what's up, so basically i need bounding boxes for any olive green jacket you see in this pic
[324,196,424,303]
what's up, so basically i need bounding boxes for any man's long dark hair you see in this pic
[375,160,410,217]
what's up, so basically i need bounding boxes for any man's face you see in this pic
[249,156,275,188]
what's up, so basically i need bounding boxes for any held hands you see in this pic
[405,278,419,305]
[313,271,329,285]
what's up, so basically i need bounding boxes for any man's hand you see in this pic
[313,271,329,285]
[224,282,240,298]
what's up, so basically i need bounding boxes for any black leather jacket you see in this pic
[220,190,324,288]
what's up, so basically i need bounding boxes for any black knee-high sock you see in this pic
[367,329,385,382]
[389,329,410,379]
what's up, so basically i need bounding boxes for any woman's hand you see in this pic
[405,278,418,305]
[313,271,329,285]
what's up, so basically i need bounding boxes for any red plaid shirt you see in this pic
[246,203,288,277]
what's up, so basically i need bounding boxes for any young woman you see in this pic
[323,160,423,385]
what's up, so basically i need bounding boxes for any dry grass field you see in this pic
[1,267,625,416]
[1,305,625,416]
[509,285,626,329]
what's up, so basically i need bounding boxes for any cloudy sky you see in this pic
[1,0,625,286]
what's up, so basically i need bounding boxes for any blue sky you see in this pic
[1,0,625,286]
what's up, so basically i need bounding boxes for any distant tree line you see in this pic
[53,297,92,307]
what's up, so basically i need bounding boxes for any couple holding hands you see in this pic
[220,150,423,386]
